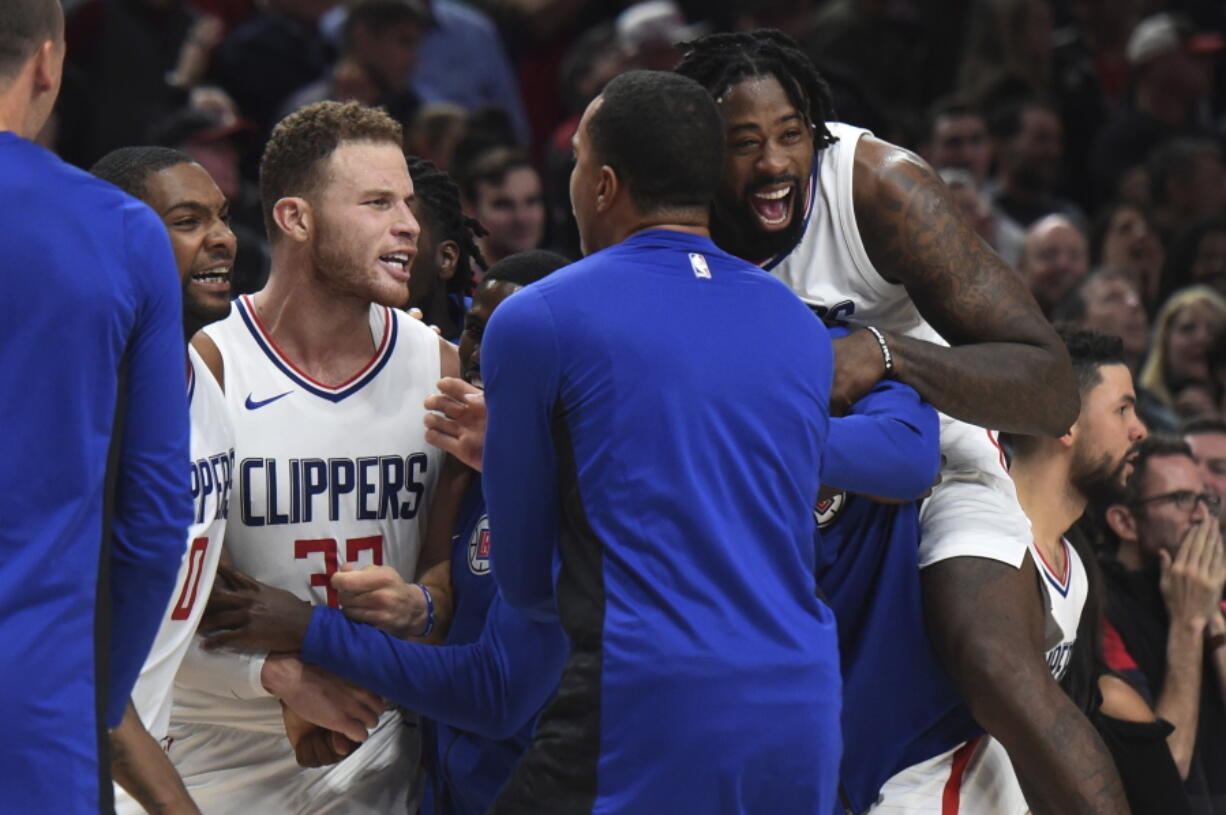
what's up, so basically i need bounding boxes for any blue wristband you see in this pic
[414,583,435,637]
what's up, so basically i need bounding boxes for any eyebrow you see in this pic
[727,112,803,135]
[162,201,212,216]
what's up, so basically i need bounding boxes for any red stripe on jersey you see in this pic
[942,737,981,815]
[1033,537,1070,589]
[1102,620,1139,672]
[986,429,1008,473]
[240,295,392,391]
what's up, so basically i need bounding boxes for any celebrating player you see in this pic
[90,146,238,815]
[169,101,457,813]
[673,30,1129,813]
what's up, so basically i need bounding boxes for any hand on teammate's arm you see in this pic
[259,653,383,744]
[332,563,433,639]
[280,705,359,768]
[424,378,486,472]
[110,701,202,815]
[923,555,1130,814]
[1155,517,1224,777]
[199,562,314,653]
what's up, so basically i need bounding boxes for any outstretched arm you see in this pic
[846,138,1077,436]
[923,555,1130,814]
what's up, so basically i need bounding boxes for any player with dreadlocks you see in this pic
[677,30,1129,815]
[407,156,488,341]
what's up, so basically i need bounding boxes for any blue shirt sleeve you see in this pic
[106,203,193,727]
[822,380,940,501]
[302,598,567,740]
[481,288,563,621]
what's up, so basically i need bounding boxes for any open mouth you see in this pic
[379,252,413,281]
[749,185,794,228]
[192,264,232,290]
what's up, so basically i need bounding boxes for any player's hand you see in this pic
[261,654,383,744]
[199,563,313,653]
[831,329,888,416]
[1159,516,1226,630]
[281,704,359,768]
[407,307,444,336]
[424,378,485,472]
[333,563,427,639]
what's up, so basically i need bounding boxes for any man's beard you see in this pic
[709,180,807,264]
[1070,444,1130,507]
[310,218,408,308]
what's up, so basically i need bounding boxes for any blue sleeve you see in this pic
[301,598,568,740]
[822,378,940,501]
[481,289,563,621]
[106,204,193,727]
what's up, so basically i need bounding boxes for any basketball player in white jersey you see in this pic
[673,31,1130,813]
[876,328,1147,812]
[89,146,237,814]
[169,101,457,813]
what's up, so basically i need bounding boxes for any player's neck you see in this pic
[1011,453,1085,554]
[252,270,378,381]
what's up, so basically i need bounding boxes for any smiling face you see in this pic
[307,140,420,307]
[710,75,815,262]
[472,166,545,262]
[1166,300,1226,384]
[142,162,237,330]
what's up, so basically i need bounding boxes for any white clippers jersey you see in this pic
[1029,538,1087,682]
[768,122,1032,568]
[115,348,234,815]
[177,295,442,731]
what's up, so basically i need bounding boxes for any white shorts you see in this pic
[869,737,1029,814]
[167,711,419,814]
[918,416,1031,570]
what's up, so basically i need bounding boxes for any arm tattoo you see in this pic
[854,142,1078,436]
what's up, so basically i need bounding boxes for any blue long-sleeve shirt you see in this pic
[0,132,191,812]
[481,229,841,813]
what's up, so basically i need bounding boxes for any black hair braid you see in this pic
[407,156,488,298]
[674,29,838,150]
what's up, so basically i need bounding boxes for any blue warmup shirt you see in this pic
[0,132,191,812]
[815,333,980,812]
[481,229,841,814]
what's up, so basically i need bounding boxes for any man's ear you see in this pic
[594,165,619,214]
[1105,504,1139,544]
[1058,421,1077,449]
[30,40,59,95]
[272,197,311,243]
[436,240,459,281]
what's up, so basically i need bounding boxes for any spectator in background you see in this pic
[1098,436,1226,808]
[208,0,337,133]
[451,105,520,181]
[615,0,704,72]
[1140,286,1226,421]
[957,0,1053,104]
[1148,139,1226,245]
[460,147,546,267]
[1018,213,1090,316]
[1053,269,1150,377]
[60,0,223,165]
[940,168,1024,267]
[1091,13,1223,206]
[989,97,1083,229]
[1166,215,1226,301]
[407,156,488,341]
[1184,417,1226,505]
[280,0,427,130]
[920,98,993,186]
[1092,200,1164,312]
[408,103,467,172]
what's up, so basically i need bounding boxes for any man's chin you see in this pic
[710,204,805,263]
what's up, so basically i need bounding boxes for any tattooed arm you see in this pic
[923,555,1130,815]
[111,701,201,814]
[846,138,1077,437]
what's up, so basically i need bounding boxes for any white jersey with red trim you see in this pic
[114,347,233,814]
[765,121,1031,568]
[1029,537,1087,682]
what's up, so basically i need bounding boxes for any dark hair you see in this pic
[1088,200,1154,267]
[407,155,487,297]
[1003,327,1126,454]
[0,0,60,77]
[458,147,534,205]
[986,96,1058,142]
[90,146,196,202]
[451,106,519,180]
[922,96,984,143]
[1121,435,1196,506]
[1049,268,1135,324]
[1181,414,1226,439]
[1164,214,1226,295]
[1148,138,1222,207]
[343,0,429,50]
[674,29,837,151]
[483,249,570,288]
[260,101,403,239]
[584,70,724,213]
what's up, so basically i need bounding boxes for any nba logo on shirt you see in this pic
[689,253,711,279]
[468,515,491,575]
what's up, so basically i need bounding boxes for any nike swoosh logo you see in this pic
[245,390,293,410]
